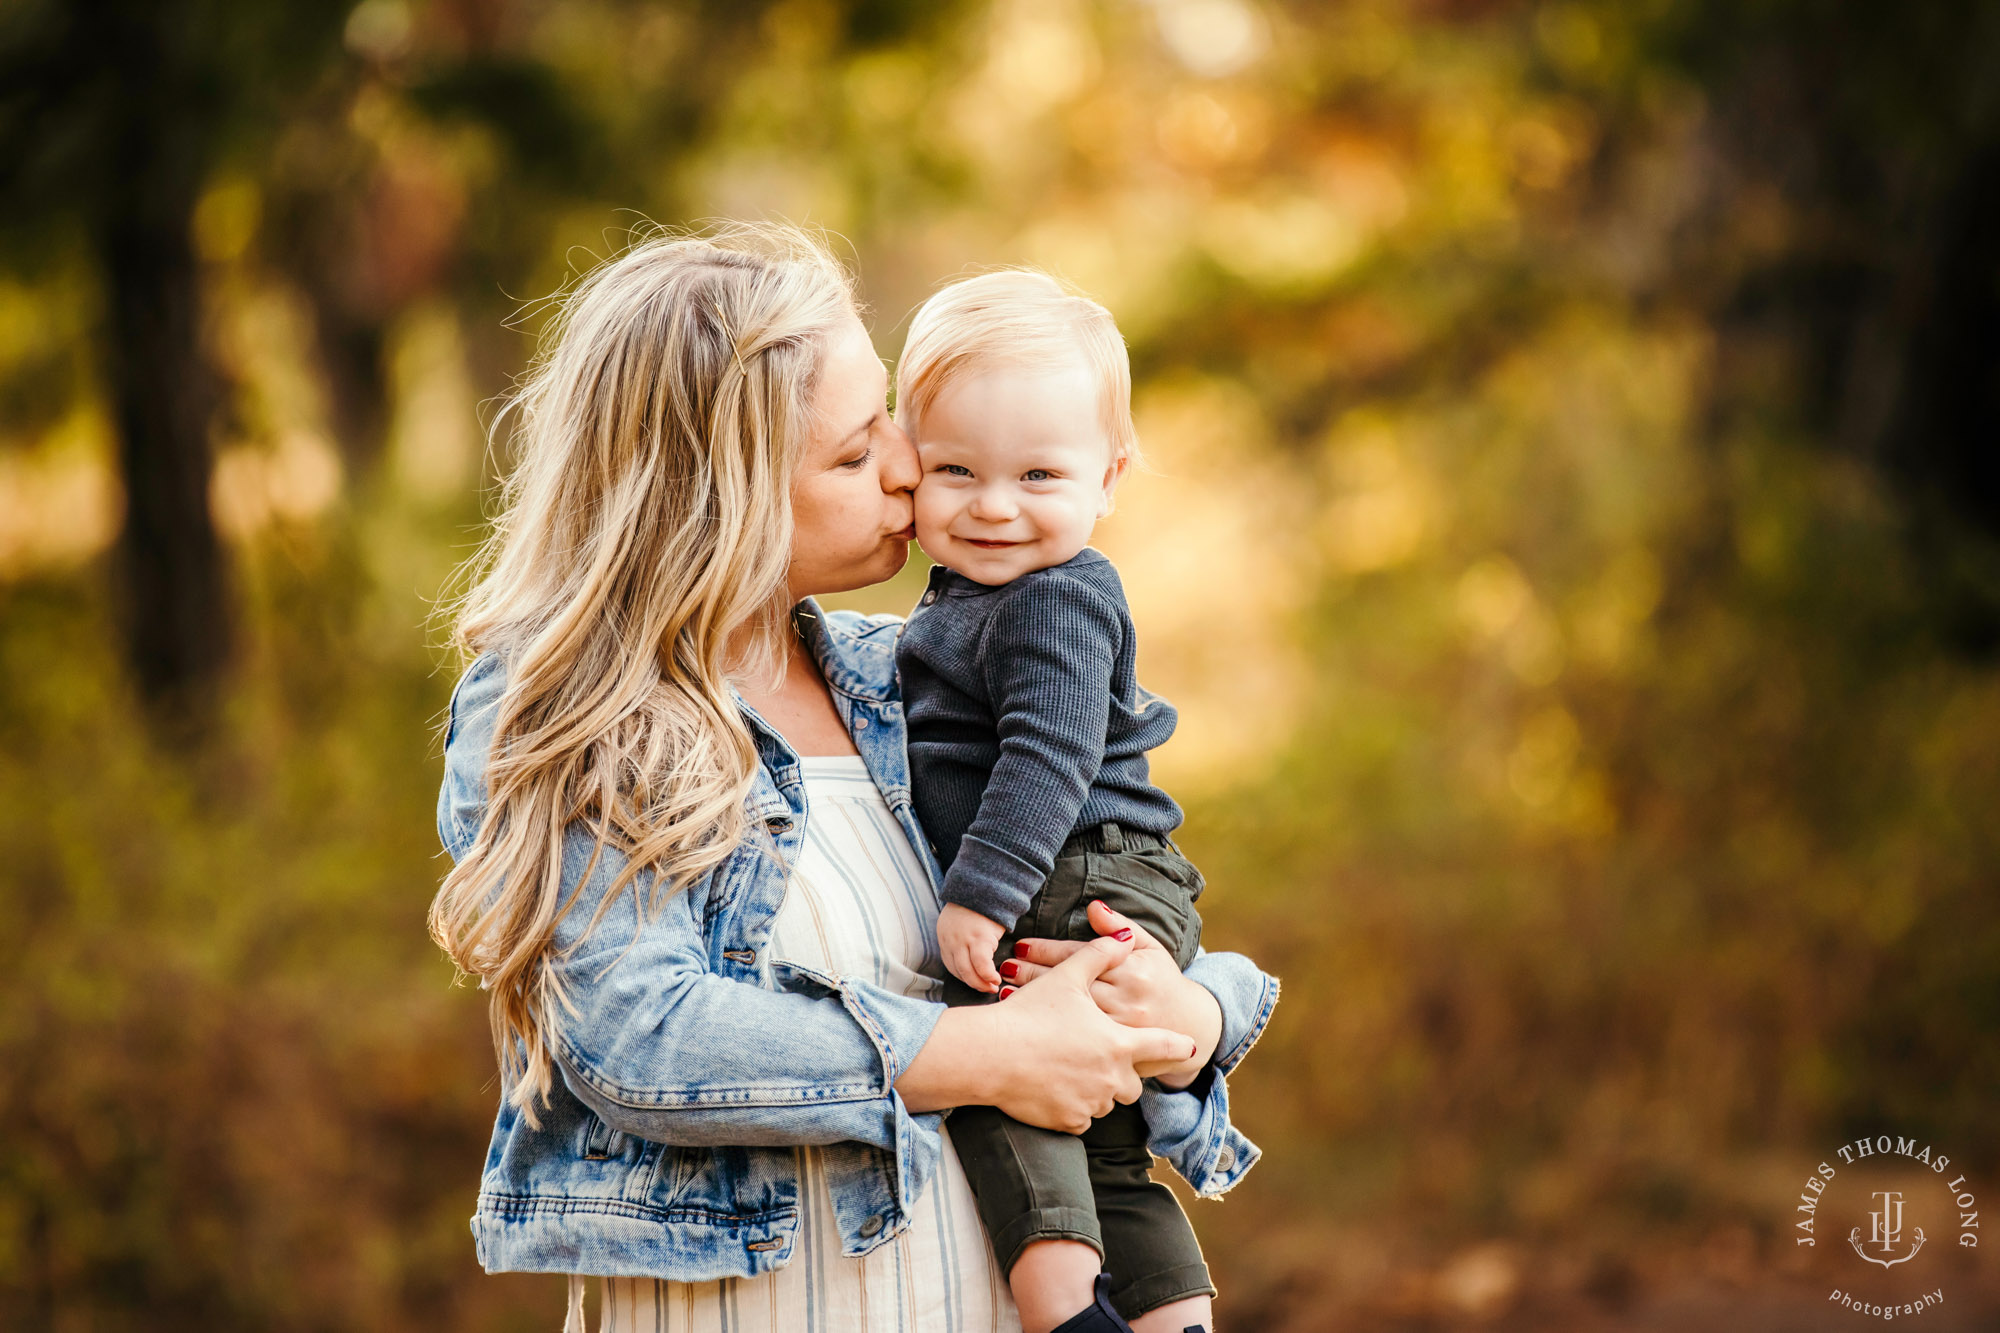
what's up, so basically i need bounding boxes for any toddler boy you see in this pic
[895,270,1214,1333]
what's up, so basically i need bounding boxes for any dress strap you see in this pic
[563,1273,587,1333]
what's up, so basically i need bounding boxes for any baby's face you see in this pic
[910,364,1125,586]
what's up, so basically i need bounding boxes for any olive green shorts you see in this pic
[941,822,1213,1320]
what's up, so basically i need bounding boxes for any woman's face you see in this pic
[787,313,919,601]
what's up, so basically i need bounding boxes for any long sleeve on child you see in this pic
[940,574,1120,926]
[897,548,1184,930]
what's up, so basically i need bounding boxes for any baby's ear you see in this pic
[1099,453,1130,517]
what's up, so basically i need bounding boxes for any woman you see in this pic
[430,225,1278,1333]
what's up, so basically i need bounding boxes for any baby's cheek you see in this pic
[912,483,953,542]
[1032,493,1099,553]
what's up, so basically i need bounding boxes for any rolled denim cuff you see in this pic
[825,971,949,1086]
[1137,1066,1261,1197]
[1136,949,1279,1195]
[804,1093,942,1258]
[939,833,1045,930]
[827,973,952,1253]
[1183,948,1280,1075]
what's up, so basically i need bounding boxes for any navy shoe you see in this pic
[1049,1272,1134,1333]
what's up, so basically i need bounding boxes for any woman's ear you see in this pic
[1098,453,1131,518]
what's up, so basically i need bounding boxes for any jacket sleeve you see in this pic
[941,575,1121,929]
[436,653,948,1173]
[1136,945,1281,1196]
[542,837,947,1159]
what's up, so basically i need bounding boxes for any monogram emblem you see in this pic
[1848,1190,1926,1269]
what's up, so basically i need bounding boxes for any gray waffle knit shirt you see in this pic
[895,547,1183,929]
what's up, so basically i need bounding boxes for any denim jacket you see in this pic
[436,603,1281,1282]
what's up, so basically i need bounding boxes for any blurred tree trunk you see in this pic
[95,0,230,723]
[1679,0,2000,651]
[1890,138,2000,541]
[310,300,390,468]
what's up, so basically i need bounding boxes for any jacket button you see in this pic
[920,590,937,606]
[1215,1146,1235,1171]
[853,716,869,730]
[859,1214,884,1237]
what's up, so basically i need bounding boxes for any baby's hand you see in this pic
[938,903,1008,993]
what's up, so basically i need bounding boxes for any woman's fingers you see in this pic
[977,956,1198,1132]
[998,957,1049,985]
[1049,931,1135,986]
[995,964,1132,1025]
[1085,898,1164,951]
[1009,936,1084,968]
[1124,1023,1201,1080]
[1012,899,1164,969]
[998,963,1127,1007]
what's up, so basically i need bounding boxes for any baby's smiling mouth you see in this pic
[962,538,1022,549]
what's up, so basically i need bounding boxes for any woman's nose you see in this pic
[878,418,920,495]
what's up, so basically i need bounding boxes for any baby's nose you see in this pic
[968,488,1015,519]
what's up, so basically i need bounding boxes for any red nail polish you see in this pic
[999,960,1019,979]
[1013,941,1031,958]
[1113,927,1133,941]
[998,986,1016,1000]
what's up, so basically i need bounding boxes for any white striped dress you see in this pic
[595,755,1022,1333]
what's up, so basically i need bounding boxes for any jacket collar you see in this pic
[791,598,899,702]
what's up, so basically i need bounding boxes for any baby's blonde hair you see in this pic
[896,269,1141,465]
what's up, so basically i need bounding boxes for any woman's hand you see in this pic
[895,932,1196,1133]
[1004,900,1223,1090]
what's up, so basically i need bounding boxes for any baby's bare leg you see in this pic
[1009,1238,1104,1333]
[1129,1293,1212,1332]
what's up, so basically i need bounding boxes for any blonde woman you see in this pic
[431,225,1279,1333]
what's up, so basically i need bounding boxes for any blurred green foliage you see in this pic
[1,0,1997,1328]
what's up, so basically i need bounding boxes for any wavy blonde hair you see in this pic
[430,223,856,1123]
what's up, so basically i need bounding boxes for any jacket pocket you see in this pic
[577,1110,701,1212]
[580,1111,630,1161]
[646,1143,703,1212]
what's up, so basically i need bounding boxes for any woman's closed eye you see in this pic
[835,408,885,469]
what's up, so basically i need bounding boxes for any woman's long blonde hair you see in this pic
[430,223,856,1123]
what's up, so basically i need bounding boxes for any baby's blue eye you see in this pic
[1022,469,1054,482]
[939,464,973,477]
